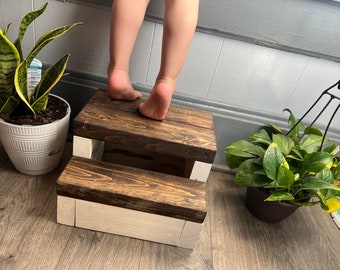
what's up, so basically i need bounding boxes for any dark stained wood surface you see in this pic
[73,89,217,163]
[103,141,193,178]
[56,156,207,223]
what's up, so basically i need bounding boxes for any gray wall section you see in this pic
[70,0,340,62]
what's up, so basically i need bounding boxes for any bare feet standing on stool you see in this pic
[107,65,142,101]
[138,80,175,121]
[108,0,199,120]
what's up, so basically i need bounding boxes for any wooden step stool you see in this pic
[56,89,217,248]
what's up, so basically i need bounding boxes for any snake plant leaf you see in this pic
[31,94,48,114]
[0,96,19,114]
[13,2,48,61]
[26,22,83,66]
[31,54,69,112]
[14,60,34,114]
[3,23,11,35]
[0,29,20,109]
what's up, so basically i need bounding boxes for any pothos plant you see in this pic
[225,108,340,213]
[0,2,81,118]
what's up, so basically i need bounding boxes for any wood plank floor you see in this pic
[1,142,340,270]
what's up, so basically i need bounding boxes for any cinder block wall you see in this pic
[2,0,340,165]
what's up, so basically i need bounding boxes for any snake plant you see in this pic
[0,2,81,115]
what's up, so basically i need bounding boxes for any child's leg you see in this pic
[108,0,150,100]
[139,0,199,120]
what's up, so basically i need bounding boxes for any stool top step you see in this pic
[74,89,216,163]
[57,156,207,223]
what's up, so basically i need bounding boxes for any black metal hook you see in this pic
[286,80,340,150]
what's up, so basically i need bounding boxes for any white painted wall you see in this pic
[2,0,340,164]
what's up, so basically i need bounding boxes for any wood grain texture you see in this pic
[56,156,207,223]
[55,229,144,270]
[0,142,74,270]
[103,141,189,177]
[0,142,212,270]
[2,141,340,269]
[73,89,216,163]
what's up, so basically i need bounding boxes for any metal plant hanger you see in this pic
[286,80,340,150]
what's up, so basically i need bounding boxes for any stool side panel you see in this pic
[75,199,185,247]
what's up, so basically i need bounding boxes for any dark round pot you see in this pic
[245,187,299,223]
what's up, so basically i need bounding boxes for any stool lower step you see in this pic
[56,156,207,248]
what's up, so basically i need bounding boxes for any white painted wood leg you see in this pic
[190,161,212,182]
[178,221,204,249]
[73,136,104,160]
[57,195,76,226]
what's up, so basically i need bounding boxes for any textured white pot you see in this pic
[0,95,70,175]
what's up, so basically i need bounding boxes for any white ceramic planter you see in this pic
[0,95,70,175]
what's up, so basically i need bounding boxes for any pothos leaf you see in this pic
[263,142,286,181]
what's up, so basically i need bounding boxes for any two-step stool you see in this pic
[56,89,216,249]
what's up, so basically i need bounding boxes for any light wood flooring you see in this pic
[1,142,340,270]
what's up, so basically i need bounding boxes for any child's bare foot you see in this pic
[107,68,142,101]
[138,81,174,120]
